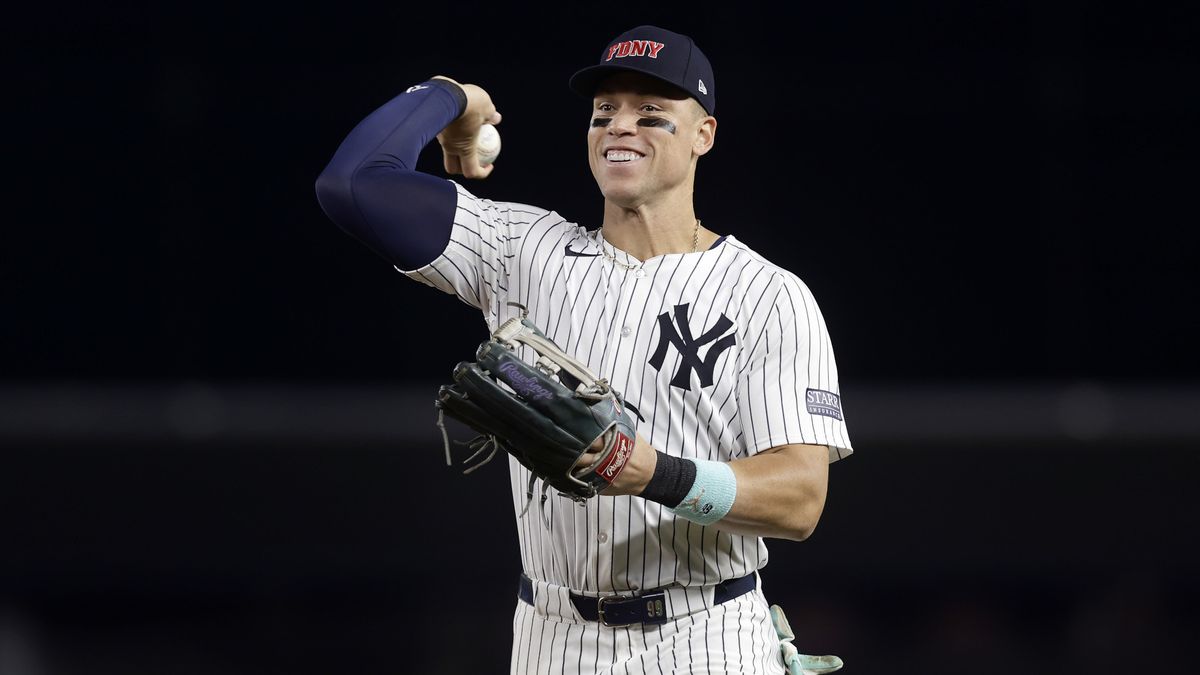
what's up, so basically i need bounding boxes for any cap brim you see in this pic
[569,63,690,102]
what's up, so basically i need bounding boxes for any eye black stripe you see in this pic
[637,118,676,134]
[591,118,611,128]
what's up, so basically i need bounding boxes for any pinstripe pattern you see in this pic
[403,183,852,671]
[511,583,786,675]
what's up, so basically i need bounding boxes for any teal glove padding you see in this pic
[770,604,845,675]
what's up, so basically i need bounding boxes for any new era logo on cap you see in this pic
[569,25,717,116]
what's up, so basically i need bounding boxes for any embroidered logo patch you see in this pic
[605,40,666,61]
[595,432,634,482]
[805,388,843,421]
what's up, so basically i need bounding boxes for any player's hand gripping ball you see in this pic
[476,123,501,165]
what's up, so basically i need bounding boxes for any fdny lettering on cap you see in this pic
[605,40,666,61]
[805,388,843,421]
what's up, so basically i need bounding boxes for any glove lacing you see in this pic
[437,408,502,474]
[439,408,551,524]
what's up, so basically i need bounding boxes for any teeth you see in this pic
[606,150,642,162]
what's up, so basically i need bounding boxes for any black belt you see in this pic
[518,573,757,627]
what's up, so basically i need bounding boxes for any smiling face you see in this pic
[587,72,715,209]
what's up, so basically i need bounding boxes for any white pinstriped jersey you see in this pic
[404,182,853,595]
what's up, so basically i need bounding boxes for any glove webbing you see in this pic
[493,317,610,399]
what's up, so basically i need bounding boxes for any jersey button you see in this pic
[598,531,609,544]
[634,268,646,279]
[620,326,631,338]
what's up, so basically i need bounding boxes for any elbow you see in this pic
[314,164,353,218]
[315,162,375,234]
[778,503,824,542]
[780,519,818,542]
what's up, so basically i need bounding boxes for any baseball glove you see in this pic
[436,314,637,510]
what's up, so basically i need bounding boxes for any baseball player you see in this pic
[316,25,852,674]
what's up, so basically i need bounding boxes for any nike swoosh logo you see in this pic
[564,244,600,257]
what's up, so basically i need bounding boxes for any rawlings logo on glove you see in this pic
[595,433,634,480]
[498,362,555,401]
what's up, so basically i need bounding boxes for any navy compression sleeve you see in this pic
[315,80,468,270]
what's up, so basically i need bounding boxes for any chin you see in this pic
[600,188,645,209]
[595,178,645,208]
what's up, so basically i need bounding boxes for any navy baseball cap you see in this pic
[569,25,716,115]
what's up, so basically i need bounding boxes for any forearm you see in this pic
[720,445,829,540]
[314,79,466,269]
[614,439,829,541]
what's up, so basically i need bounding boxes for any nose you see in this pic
[606,111,639,136]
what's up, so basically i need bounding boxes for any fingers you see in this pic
[459,84,500,178]
[443,150,462,175]
[459,146,492,179]
[439,131,488,178]
[474,112,502,174]
[433,82,502,179]
[459,121,500,178]
[457,106,500,178]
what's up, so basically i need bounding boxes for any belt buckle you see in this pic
[596,592,669,627]
[596,595,632,627]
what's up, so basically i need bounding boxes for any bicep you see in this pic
[737,276,853,461]
[747,443,829,489]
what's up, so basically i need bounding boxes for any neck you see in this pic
[600,193,706,261]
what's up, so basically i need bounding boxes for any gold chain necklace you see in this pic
[600,219,701,271]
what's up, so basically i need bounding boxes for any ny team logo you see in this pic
[649,303,737,391]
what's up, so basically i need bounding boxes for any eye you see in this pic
[640,104,662,113]
[596,103,615,112]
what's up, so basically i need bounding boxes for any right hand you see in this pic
[433,76,502,179]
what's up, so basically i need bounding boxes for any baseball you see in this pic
[476,123,501,165]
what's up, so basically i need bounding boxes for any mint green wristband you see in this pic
[668,459,737,525]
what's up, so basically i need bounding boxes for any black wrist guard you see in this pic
[638,451,697,508]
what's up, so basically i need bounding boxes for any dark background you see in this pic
[3,2,1198,674]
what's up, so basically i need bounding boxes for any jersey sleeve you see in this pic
[398,182,554,319]
[736,273,853,462]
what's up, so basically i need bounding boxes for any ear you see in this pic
[692,115,717,157]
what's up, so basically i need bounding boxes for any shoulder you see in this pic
[448,181,585,238]
[719,236,821,311]
[448,181,566,227]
